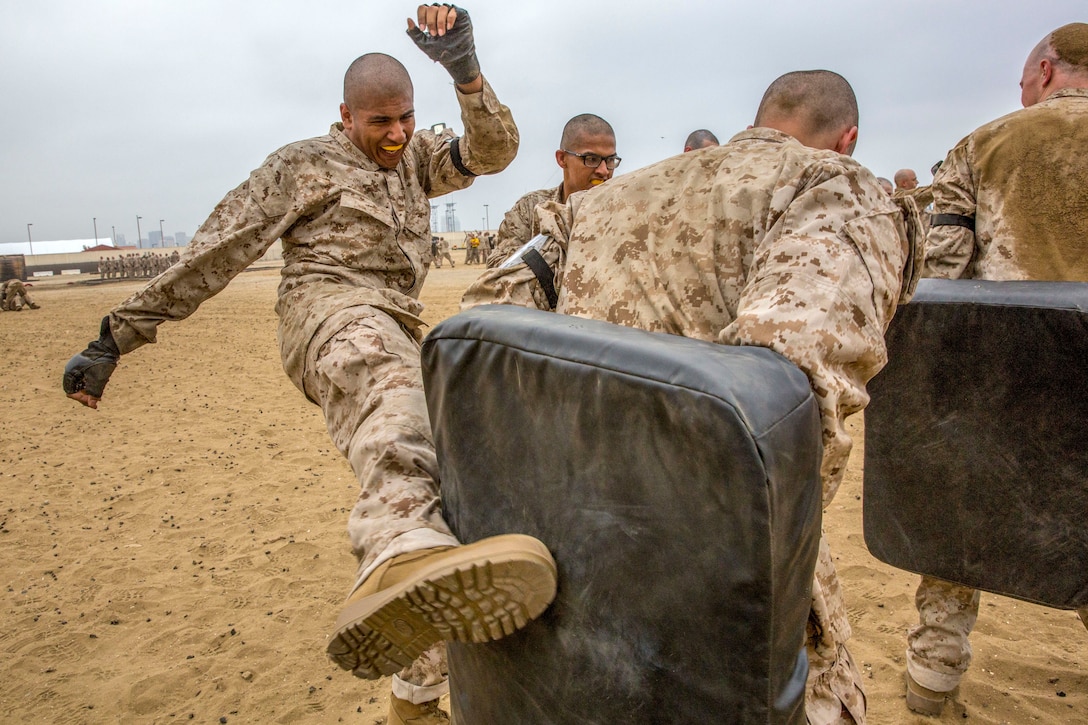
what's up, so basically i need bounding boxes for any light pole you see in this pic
[112,226,116,245]
[136,215,143,249]
[26,223,33,255]
[159,219,165,248]
[93,217,98,245]
[483,204,489,231]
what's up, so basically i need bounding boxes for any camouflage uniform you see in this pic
[462,233,473,264]
[894,185,933,234]
[103,78,517,699]
[1,279,38,311]
[434,237,455,268]
[910,87,1088,694]
[485,184,563,268]
[466,127,917,724]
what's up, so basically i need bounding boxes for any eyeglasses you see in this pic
[562,150,622,170]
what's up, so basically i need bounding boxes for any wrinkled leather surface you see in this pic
[865,279,1088,608]
[421,305,822,724]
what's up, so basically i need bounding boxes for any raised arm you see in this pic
[407,4,482,93]
[408,5,519,191]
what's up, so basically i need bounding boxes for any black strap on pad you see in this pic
[931,213,975,231]
[521,248,558,309]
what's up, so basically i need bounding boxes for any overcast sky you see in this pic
[1,1,1083,249]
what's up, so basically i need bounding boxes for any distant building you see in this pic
[148,230,163,248]
[114,232,127,246]
[174,231,188,247]
[0,238,116,255]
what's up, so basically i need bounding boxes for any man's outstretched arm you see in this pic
[61,155,298,408]
[63,315,120,409]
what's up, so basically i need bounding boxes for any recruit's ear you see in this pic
[834,125,859,156]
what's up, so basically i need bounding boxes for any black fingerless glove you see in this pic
[407,4,481,85]
[63,316,120,398]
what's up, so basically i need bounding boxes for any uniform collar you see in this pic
[330,122,386,172]
[1047,87,1088,101]
[727,127,803,146]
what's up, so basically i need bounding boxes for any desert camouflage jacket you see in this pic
[485,183,564,268]
[465,129,918,710]
[924,88,1088,282]
[107,78,518,396]
[470,127,917,504]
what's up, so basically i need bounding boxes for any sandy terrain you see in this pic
[1,266,1084,724]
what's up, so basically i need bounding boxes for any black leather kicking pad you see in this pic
[865,279,1088,608]
[421,304,823,724]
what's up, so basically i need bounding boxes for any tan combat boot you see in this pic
[388,694,450,725]
[906,672,948,716]
[326,533,557,679]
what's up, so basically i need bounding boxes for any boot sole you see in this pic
[326,534,557,679]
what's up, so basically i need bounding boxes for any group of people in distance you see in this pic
[97,251,181,280]
[61,4,1088,722]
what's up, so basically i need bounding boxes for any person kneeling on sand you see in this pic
[1,279,40,311]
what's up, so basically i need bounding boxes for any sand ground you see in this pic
[1,266,1084,724]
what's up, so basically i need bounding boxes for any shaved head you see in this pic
[339,54,415,168]
[754,70,858,152]
[343,53,413,110]
[560,114,615,149]
[684,129,719,151]
[556,114,617,199]
[894,169,918,190]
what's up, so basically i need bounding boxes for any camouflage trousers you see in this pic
[906,576,980,692]
[3,283,34,311]
[806,536,866,724]
[304,308,459,699]
[908,576,1088,692]
[434,251,455,268]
